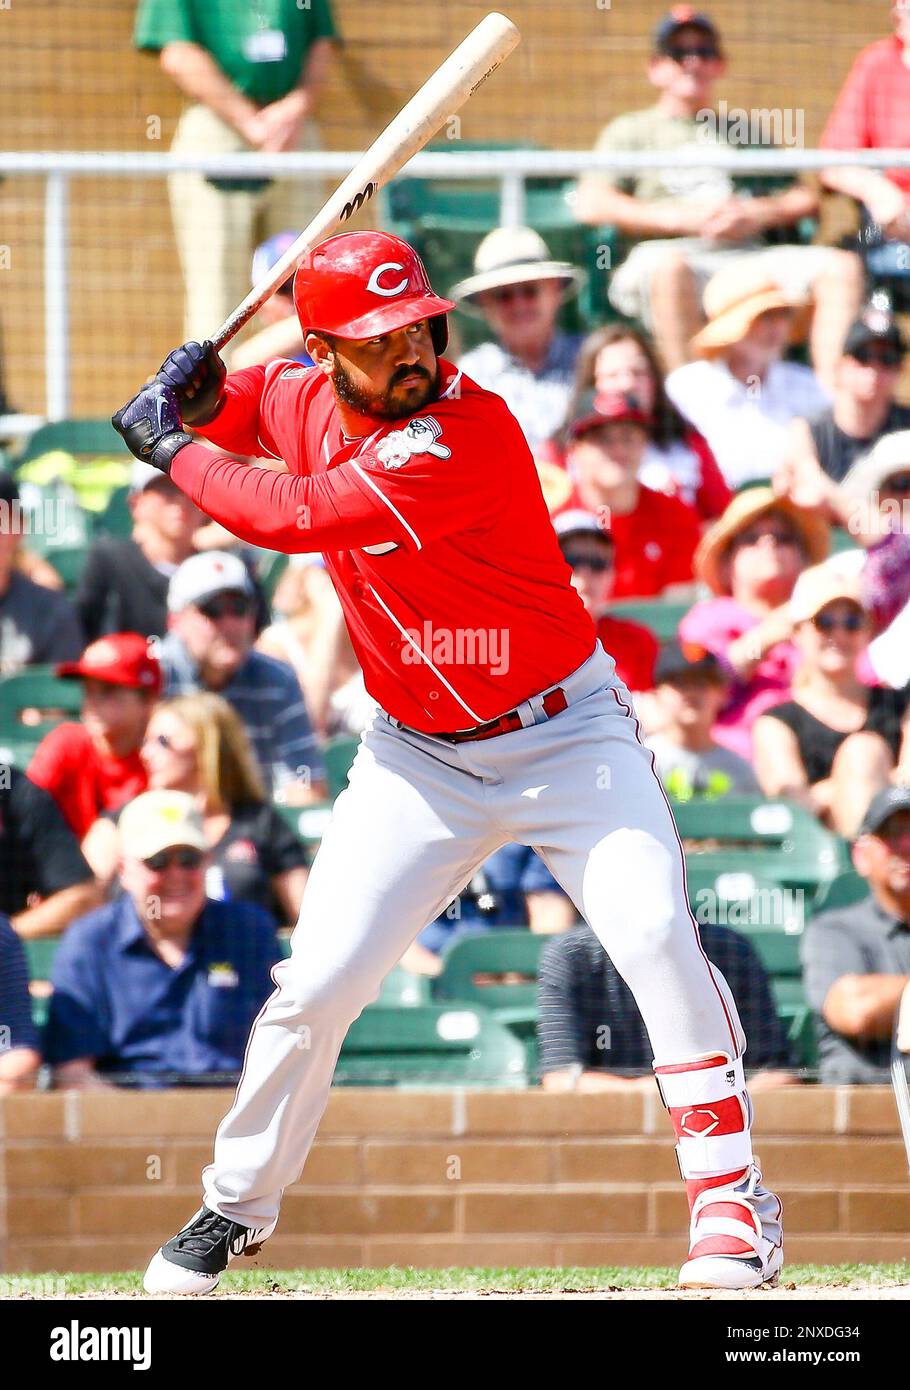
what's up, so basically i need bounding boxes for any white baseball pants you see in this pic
[203,643,745,1226]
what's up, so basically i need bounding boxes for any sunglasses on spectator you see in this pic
[884,472,910,493]
[487,282,544,306]
[852,346,903,369]
[666,44,721,62]
[143,847,205,872]
[144,732,195,756]
[812,610,865,634]
[563,550,613,574]
[734,526,799,549]
[197,592,252,620]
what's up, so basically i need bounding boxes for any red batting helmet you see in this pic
[293,231,455,354]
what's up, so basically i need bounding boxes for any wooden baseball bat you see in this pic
[211,12,521,350]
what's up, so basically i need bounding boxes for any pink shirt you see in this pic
[679,599,798,759]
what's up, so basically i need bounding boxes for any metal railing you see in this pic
[3,146,910,426]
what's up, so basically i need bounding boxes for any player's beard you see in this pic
[332,359,437,420]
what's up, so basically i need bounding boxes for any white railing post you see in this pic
[500,170,526,227]
[44,171,70,422]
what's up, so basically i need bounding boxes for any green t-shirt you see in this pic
[588,104,794,206]
[134,0,337,105]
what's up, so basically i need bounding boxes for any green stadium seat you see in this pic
[333,1003,527,1087]
[323,735,360,799]
[811,870,869,914]
[610,599,693,642]
[685,867,806,934]
[257,551,289,603]
[0,665,82,729]
[433,929,548,1073]
[675,797,849,896]
[15,418,130,468]
[42,543,90,591]
[274,801,334,852]
[24,935,61,1030]
[93,484,133,539]
[0,731,48,769]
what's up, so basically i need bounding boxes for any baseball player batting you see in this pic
[112,230,783,1294]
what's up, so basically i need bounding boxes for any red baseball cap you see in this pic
[568,390,653,439]
[57,633,162,695]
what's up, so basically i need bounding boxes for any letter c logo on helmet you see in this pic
[366,262,409,297]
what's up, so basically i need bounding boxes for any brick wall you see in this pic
[1,1087,906,1273]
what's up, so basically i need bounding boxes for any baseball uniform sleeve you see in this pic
[171,392,511,554]
[198,365,280,461]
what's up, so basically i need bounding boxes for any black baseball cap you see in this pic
[858,786,910,838]
[843,293,906,361]
[654,639,727,685]
[653,6,721,54]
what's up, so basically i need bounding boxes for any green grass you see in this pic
[3,1264,909,1296]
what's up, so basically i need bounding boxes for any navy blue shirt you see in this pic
[44,894,282,1087]
[0,914,40,1055]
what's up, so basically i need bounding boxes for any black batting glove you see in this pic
[156,339,226,425]
[112,382,193,475]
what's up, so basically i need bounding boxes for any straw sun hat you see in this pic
[449,226,586,315]
[691,263,812,356]
[694,486,830,595]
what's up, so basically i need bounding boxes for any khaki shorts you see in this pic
[608,237,838,326]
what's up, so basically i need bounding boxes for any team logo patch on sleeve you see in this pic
[375,416,451,470]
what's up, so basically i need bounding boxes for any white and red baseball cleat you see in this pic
[678,1163,783,1290]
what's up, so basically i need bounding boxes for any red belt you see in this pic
[433,686,569,744]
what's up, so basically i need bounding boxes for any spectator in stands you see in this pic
[451,227,586,452]
[402,843,577,977]
[134,0,338,343]
[803,786,910,1084]
[560,392,701,598]
[77,462,202,645]
[0,768,99,940]
[0,914,42,1092]
[575,7,863,383]
[553,510,657,693]
[665,266,830,488]
[538,919,793,1091]
[83,693,308,928]
[677,488,829,757]
[753,565,909,828]
[256,556,364,738]
[819,1,910,287]
[45,790,282,1090]
[0,471,83,674]
[781,296,910,493]
[566,324,731,520]
[229,231,314,371]
[28,634,160,840]
[160,551,326,803]
[645,640,760,798]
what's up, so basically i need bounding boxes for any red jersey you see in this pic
[28,723,148,838]
[170,360,596,733]
[556,483,700,598]
[596,614,658,692]
[821,36,910,195]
